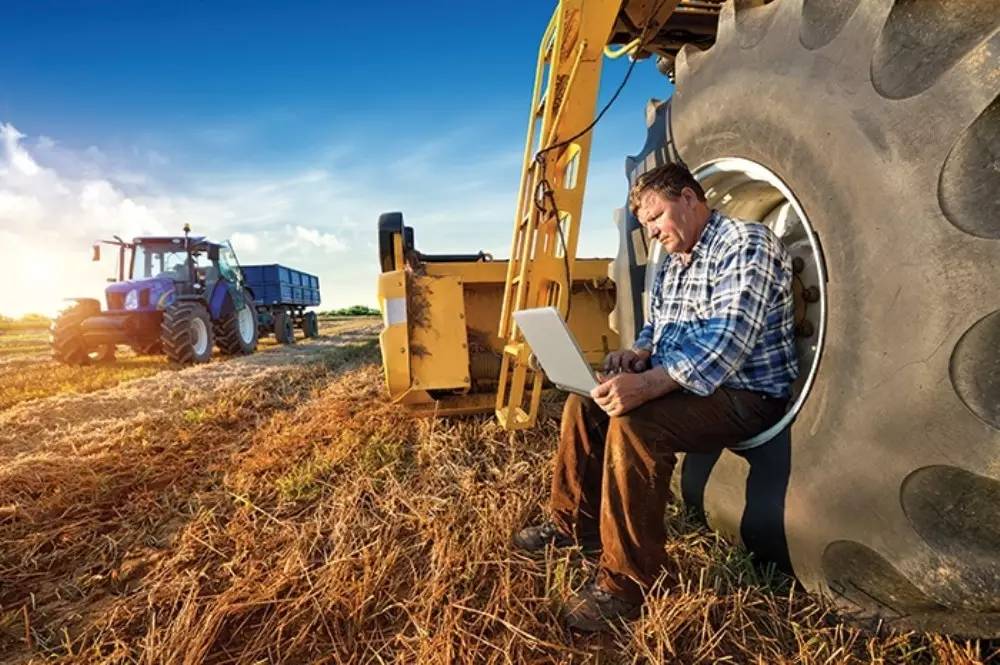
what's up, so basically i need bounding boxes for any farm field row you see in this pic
[0,317,379,411]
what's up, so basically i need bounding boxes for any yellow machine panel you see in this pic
[407,274,471,391]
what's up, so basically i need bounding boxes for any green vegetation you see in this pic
[321,304,380,317]
[0,313,52,331]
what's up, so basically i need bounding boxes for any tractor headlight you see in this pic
[124,289,139,310]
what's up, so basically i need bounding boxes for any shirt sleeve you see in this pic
[633,322,654,351]
[661,231,783,396]
[633,258,665,352]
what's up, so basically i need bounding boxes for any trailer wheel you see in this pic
[668,1,1000,634]
[273,309,296,344]
[302,311,319,338]
[216,288,259,355]
[161,302,214,363]
[50,299,102,365]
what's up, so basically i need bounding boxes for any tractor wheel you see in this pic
[132,340,162,356]
[50,299,101,365]
[273,309,296,344]
[216,289,258,355]
[89,344,116,364]
[664,1,1000,635]
[161,302,214,364]
[302,311,319,338]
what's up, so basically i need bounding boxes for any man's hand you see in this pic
[590,367,678,417]
[601,348,651,378]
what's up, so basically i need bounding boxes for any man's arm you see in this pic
[660,229,786,396]
[633,321,654,352]
[632,257,665,354]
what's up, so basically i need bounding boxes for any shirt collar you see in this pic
[690,209,722,260]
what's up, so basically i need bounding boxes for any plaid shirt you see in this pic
[634,210,798,398]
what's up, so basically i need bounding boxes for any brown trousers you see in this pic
[550,387,787,600]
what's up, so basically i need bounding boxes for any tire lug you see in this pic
[792,256,805,274]
[803,286,821,303]
[795,320,815,338]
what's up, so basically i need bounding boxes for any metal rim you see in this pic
[646,157,828,449]
[237,306,255,343]
[86,344,113,361]
[190,317,210,356]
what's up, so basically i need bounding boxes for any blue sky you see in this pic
[0,1,673,316]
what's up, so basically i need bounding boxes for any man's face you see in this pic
[636,188,703,254]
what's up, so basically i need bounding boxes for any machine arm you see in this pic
[494,0,692,430]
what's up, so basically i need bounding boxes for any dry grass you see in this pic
[0,319,369,411]
[0,326,170,411]
[0,331,995,663]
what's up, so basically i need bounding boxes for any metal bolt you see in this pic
[400,347,406,353]
[792,257,805,274]
[459,313,464,319]
[803,286,820,303]
[795,320,815,338]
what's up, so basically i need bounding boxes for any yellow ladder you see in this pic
[495,0,621,430]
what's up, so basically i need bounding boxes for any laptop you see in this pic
[512,307,598,396]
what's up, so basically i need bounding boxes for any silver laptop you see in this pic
[513,307,598,396]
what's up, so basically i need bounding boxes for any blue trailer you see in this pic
[241,264,321,343]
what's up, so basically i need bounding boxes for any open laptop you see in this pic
[513,306,598,396]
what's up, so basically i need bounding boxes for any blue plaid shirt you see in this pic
[634,210,798,398]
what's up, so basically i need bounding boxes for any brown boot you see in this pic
[512,520,575,552]
[564,582,642,632]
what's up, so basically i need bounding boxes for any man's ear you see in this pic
[680,186,698,207]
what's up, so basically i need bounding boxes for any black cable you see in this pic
[534,0,670,162]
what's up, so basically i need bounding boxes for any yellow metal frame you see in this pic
[495,0,622,430]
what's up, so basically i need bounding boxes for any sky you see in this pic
[0,1,673,317]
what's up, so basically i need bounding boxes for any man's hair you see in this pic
[629,162,707,216]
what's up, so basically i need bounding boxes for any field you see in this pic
[0,320,995,664]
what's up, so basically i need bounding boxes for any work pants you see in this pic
[550,387,787,600]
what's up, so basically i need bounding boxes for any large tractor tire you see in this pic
[50,299,114,365]
[656,1,1000,636]
[215,289,259,355]
[161,302,214,364]
[273,309,296,345]
[301,311,319,338]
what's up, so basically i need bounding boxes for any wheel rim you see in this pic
[238,306,254,343]
[190,317,209,356]
[645,157,828,448]
[87,345,112,361]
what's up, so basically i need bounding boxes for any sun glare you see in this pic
[1,244,107,318]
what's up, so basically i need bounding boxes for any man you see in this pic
[512,162,798,631]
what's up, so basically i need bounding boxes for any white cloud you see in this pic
[292,225,346,252]
[0,118,625,319]
[1,123,41,176]
[230,231,259,252]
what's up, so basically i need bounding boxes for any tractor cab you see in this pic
[94,233,243,313]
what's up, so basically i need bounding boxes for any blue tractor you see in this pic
[51,225,258,364]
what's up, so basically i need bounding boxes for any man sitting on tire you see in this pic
[513,162,799,631]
